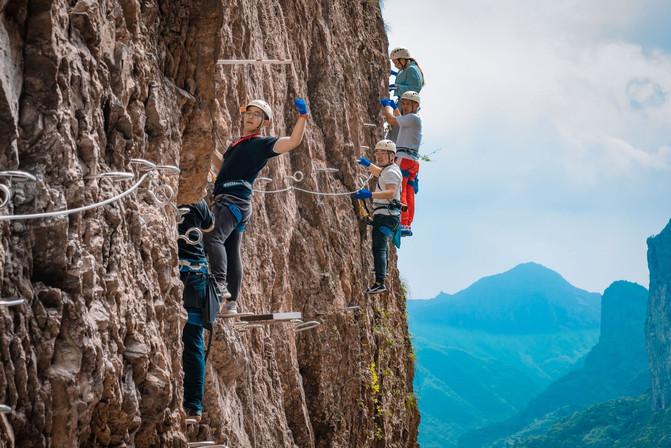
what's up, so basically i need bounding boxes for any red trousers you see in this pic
[398,158,420,227]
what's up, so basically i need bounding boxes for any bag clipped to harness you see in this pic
[202,275,221,331]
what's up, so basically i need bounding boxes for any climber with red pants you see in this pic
[354,140,403,294]
[381,91,422,237]
[205,98,309,314]
[387,47,425,143]
[177,199,215,420]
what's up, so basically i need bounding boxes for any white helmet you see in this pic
[400,91,421,104]
[375,139,397,154]
[390,47,411,60]
[246,99,272,121]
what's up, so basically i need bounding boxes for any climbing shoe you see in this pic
[223,300,238,315]
[366,282,387,294]
[401,226,413,237]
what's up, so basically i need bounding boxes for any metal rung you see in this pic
[0,298,25,307]
[234,323,264,332]
[0,405,11,413]
[220,312,254,320]
[187,442,215,447]
[185,418,199,425]
[315,306,360,316]
[363,123,377,128]
[314,167,339,173]
[240,312,302,323]
[0,170,37,181]
[87,171,135,180]
[295,321,321,333]
[217,59,292,65]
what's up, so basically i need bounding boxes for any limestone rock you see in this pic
[647,219,671,410]
[0,1,418,446]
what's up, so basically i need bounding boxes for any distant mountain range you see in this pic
[409,262,603,448]
[459,280,649,447]
[410,262,601,333]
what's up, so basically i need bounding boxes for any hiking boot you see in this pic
[185,408,202,422]
[217,283,232,301]
[223,300,238,314]
[366,282,387,294]
[401,225,413,237]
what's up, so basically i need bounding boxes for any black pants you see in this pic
[180,270,207,413]
[182,317,205,413]
[372,214,400,283]
[204,202,247,301]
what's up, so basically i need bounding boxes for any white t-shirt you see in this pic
[372,163,403,216]
[395,113,422,160]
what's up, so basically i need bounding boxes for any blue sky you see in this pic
[382,0,671,299]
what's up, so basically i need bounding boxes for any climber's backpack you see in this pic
[202,275,221,361]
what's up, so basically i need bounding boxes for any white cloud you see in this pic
[384,0,671,181]
[383,0,671,298]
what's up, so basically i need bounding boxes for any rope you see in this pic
[0,172,150,221]
[253,171,372,197]
[0,161,180,221]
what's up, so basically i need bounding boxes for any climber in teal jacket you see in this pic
[389,47,425,99]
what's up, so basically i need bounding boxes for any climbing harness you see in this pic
[372,199,407,214]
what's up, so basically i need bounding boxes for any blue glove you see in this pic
[357,156,372,167]
[379,98,397,109]
[354,188,372,200]
[390,69,398,76]
[389,84,396,92]
[294,98,308,115]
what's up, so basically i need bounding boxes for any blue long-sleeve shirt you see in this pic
[394,61,424,98]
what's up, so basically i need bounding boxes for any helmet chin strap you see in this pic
[379,153,395,167]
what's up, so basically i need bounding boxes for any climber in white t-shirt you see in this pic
[354,140,403,294]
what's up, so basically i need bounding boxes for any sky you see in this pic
[382,0,671,299]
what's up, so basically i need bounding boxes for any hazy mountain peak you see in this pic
[409,263,601,333]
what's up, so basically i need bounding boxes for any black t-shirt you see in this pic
[213,136,280,199]
[177,199,214,263]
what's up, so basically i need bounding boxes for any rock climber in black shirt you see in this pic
[205,98,309,314]
[176,199,214,419]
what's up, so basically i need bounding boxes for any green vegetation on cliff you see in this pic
[510,395,671,448]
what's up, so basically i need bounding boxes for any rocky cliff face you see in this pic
[0,1,419,447]
[647,219,671,411]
